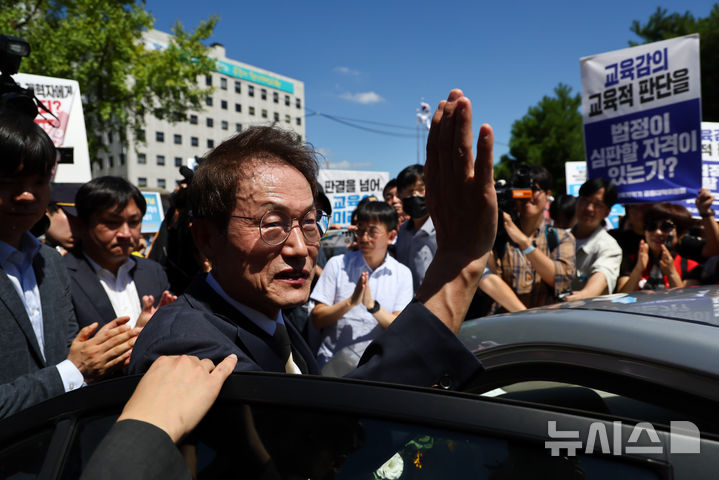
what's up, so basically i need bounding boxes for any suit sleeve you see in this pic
[0,367,65,419]
[348,302,483,389]
[80,419,191,480]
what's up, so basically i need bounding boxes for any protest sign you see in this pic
[580,34,701,204]
[141,192,165,233]
[317,169,389,227]
[677,122,719,219]
[13,73,91,182]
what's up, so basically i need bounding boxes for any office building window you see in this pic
[156,131,164,142]
[207,139,214,148]
[221,100,227,110]
[273,92,278,103]
[157,178,166,189]
[261,88,267,100]
[220,77,227,90]
[261,109,267,119]
[174,157,182,167]
[248,85,254,97]
[235,123,242,132]
[235,103,242,112]
[296,117,302,126]
[249,106,255,116]
[221,120,228,130]
[137,129,145,141]
[107,131,113,144]
[206,96,213,107]
[120,153,126,165]
[205,75,212,86]
[174,134,182,145]
[137,153,146,164]
[235,81,241,93]
[156,155,165,166]
[190,114,198,125]
[296,98,301,109]
[284,95,290,106]
[206,117,214,127]
[285,114,291,124]
[108,156,114,168]
[273,112,279,122]
[191,137,199,147]
[138,177,147,187]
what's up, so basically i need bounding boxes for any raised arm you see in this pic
[415,89,497,333]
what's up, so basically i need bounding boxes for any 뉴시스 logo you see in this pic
[545,420,701,456]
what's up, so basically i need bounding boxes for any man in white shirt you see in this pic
[64,177,173,330]
[564,178,622,301]
[311,201,413,373]
[0,112,139,418]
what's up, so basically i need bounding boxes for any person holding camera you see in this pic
[489,166,575,309]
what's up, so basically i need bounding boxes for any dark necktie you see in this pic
[272,323,293,366]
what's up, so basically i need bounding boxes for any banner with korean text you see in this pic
[580,34,702,204]
[317,169,389,227]
[677,122,719,219]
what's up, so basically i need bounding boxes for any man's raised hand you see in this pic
[417,89,497,332]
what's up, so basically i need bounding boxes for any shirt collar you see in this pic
[83,252,136,278]
[571,225,603,251]
[205,272,284,336]
[0,233,42,269]
[355,249,390,273]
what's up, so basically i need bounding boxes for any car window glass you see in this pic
[59,413,118,480]
[186,403,665,479]
[0,428,54,479]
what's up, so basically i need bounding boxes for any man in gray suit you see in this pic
[0,112,139,419]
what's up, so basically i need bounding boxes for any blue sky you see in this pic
[147,0,713,179]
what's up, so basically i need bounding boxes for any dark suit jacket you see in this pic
[129,275,482,389]
[0,245,78,418]
[80,420,190,480]
[64,250,170,329]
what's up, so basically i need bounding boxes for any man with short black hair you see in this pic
[64,176,173,330]
[490,165,575,309]
[0,113,139,418]
[395,164,436,293]
[564,178,622,301]
[311,201,412,373]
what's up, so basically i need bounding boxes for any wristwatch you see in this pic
[367,300,380,314]
[700,209,715,218]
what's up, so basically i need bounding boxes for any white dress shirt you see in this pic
[84,254,142,327]
[205,272,301,374]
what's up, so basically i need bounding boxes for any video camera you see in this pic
[0,34,53,119]
[493,164,535,256]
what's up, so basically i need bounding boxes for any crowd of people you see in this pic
[1,87,717,476]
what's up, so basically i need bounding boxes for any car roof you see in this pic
[460,286,719,380]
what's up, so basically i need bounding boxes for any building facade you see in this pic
[94,29,306,190]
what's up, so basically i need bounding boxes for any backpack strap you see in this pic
[545,226,559,252]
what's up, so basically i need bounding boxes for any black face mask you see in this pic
[402,196,428,219]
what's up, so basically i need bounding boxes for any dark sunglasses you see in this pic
[644,220,675,233]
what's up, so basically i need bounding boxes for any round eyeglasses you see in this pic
[232,208,329,246]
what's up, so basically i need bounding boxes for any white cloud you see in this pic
[333,66,361,76]
[328,160,373,169]
[339,91,385,104]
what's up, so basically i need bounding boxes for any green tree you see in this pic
[0,0,217,161]
[497,83,584,194]
[631,5,719,120]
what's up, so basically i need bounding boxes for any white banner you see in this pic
[317,169,390,227]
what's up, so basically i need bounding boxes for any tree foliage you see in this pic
[497,84,584,194]
[631,5,719,121]
[0,0,217,160]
